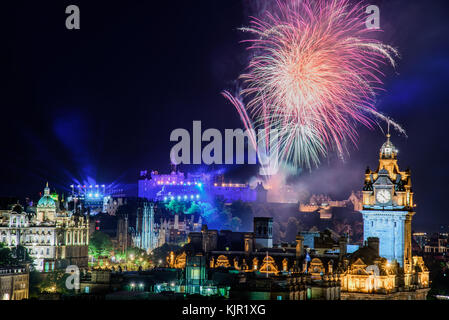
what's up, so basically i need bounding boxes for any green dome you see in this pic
[37,183,56,208]
[37,195,56,208]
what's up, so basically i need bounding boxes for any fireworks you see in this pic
[224,0,403,169]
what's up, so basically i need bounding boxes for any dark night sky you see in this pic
[2,1,449,232]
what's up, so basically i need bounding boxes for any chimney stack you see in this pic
[295,234,304,257]
[339,235,348,259]
[367,237,380,255]
[253,217,273,249]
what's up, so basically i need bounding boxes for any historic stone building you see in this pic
[299,191,363,220]
[0,266,29,300]
[362,133,414,267]
[154,212,203,248]
[0,184,89,272]
[169,219,341,300]
[339,134,430,299]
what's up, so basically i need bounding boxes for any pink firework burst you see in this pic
[224,0,401,169]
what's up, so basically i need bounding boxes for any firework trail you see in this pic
[223,0,403,170]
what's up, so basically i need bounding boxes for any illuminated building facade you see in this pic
[299,191,363,220]
[131,201,203,251]
[254,217,273,249]
[0,266,29,300]
[339,135,430,299]
[156,213,203,247]
[170,220,429,299]
[134,202,157,252]
[412,232,449,255]
[361,134,414,267]
[0,184,89,272]
[138,170,267,203]
[169,218,341,300]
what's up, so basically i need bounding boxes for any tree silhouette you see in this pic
[89,231,113,258]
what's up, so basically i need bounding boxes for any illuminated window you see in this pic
[191,269,200,280]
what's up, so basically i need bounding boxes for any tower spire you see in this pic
[44,182,50,195]
[387,119,391,139]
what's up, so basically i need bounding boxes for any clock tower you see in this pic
[361,134,414,269]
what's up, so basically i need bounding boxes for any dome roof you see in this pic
[37,183,56,208]
[37,196,56,208]
[380,134,398,159]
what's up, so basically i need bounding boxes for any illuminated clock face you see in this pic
[376,189,391,204]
